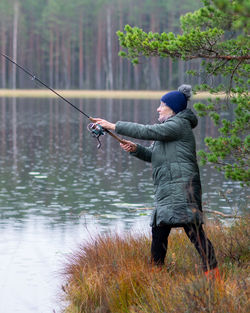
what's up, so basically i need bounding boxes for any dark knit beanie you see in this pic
[161,84,192,114]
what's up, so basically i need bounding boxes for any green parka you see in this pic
[115,109,203,227]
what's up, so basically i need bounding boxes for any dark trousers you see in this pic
[151,224,218,271]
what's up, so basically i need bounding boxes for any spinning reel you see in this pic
[87,123,106,149]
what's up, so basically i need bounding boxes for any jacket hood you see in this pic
[176,109,198,129]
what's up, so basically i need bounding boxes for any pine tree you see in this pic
[117,0,250,185]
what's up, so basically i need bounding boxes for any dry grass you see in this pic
[0,89,226,99]
[61,218,249,313]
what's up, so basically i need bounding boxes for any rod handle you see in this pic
[105,129,127,144]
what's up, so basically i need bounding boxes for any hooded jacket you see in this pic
[115,109,203,227]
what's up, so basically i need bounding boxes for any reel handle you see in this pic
[89,117,126,144]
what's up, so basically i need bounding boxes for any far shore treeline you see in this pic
[1,0,203,90]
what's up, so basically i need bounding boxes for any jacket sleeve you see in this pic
[115,119,182,141]
[130,143,154,163]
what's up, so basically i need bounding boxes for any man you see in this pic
[92,85,219,278]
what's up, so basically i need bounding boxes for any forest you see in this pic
[0,0,202,90]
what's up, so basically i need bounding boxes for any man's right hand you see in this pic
[120,140,137,153]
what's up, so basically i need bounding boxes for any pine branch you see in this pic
[187,54,250,60]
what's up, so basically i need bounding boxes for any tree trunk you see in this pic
[106,7,113,90]
[27,22,34,75]
[49,31,54,86]
[85,25,91,89]
[126,61,131,89]
[168,58,173,88]
[79,15,84,89]
[118,2,123,90]
[1,21,7,88]
[134,65,139,90]
[62,32,71,88]
[67,37,71,88]
[55,26,60,88]
[96,16,103,89]
[12,1,19,89]
[178,60,185,85]
[150,14,160,90]
[36,34,41,78]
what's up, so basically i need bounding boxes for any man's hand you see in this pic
[120,139,137,153]
[91,118,115,131]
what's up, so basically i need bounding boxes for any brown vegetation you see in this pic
[61,217,249,313]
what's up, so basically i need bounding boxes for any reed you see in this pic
[61,217,249,313]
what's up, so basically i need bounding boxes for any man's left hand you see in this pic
[91,118,116,131]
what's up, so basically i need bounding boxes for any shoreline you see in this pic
[0,89,226,99]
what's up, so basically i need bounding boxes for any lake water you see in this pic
[0,97,246,313]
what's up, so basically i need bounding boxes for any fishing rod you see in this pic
[0,52,125,149]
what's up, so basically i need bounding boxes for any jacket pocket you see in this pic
[170,163,182,180]
[152,164,171,186]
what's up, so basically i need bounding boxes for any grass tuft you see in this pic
[61,217,249,313]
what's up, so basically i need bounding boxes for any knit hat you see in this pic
[161,84,192,114]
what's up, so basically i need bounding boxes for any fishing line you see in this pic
[0,52,125,148]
